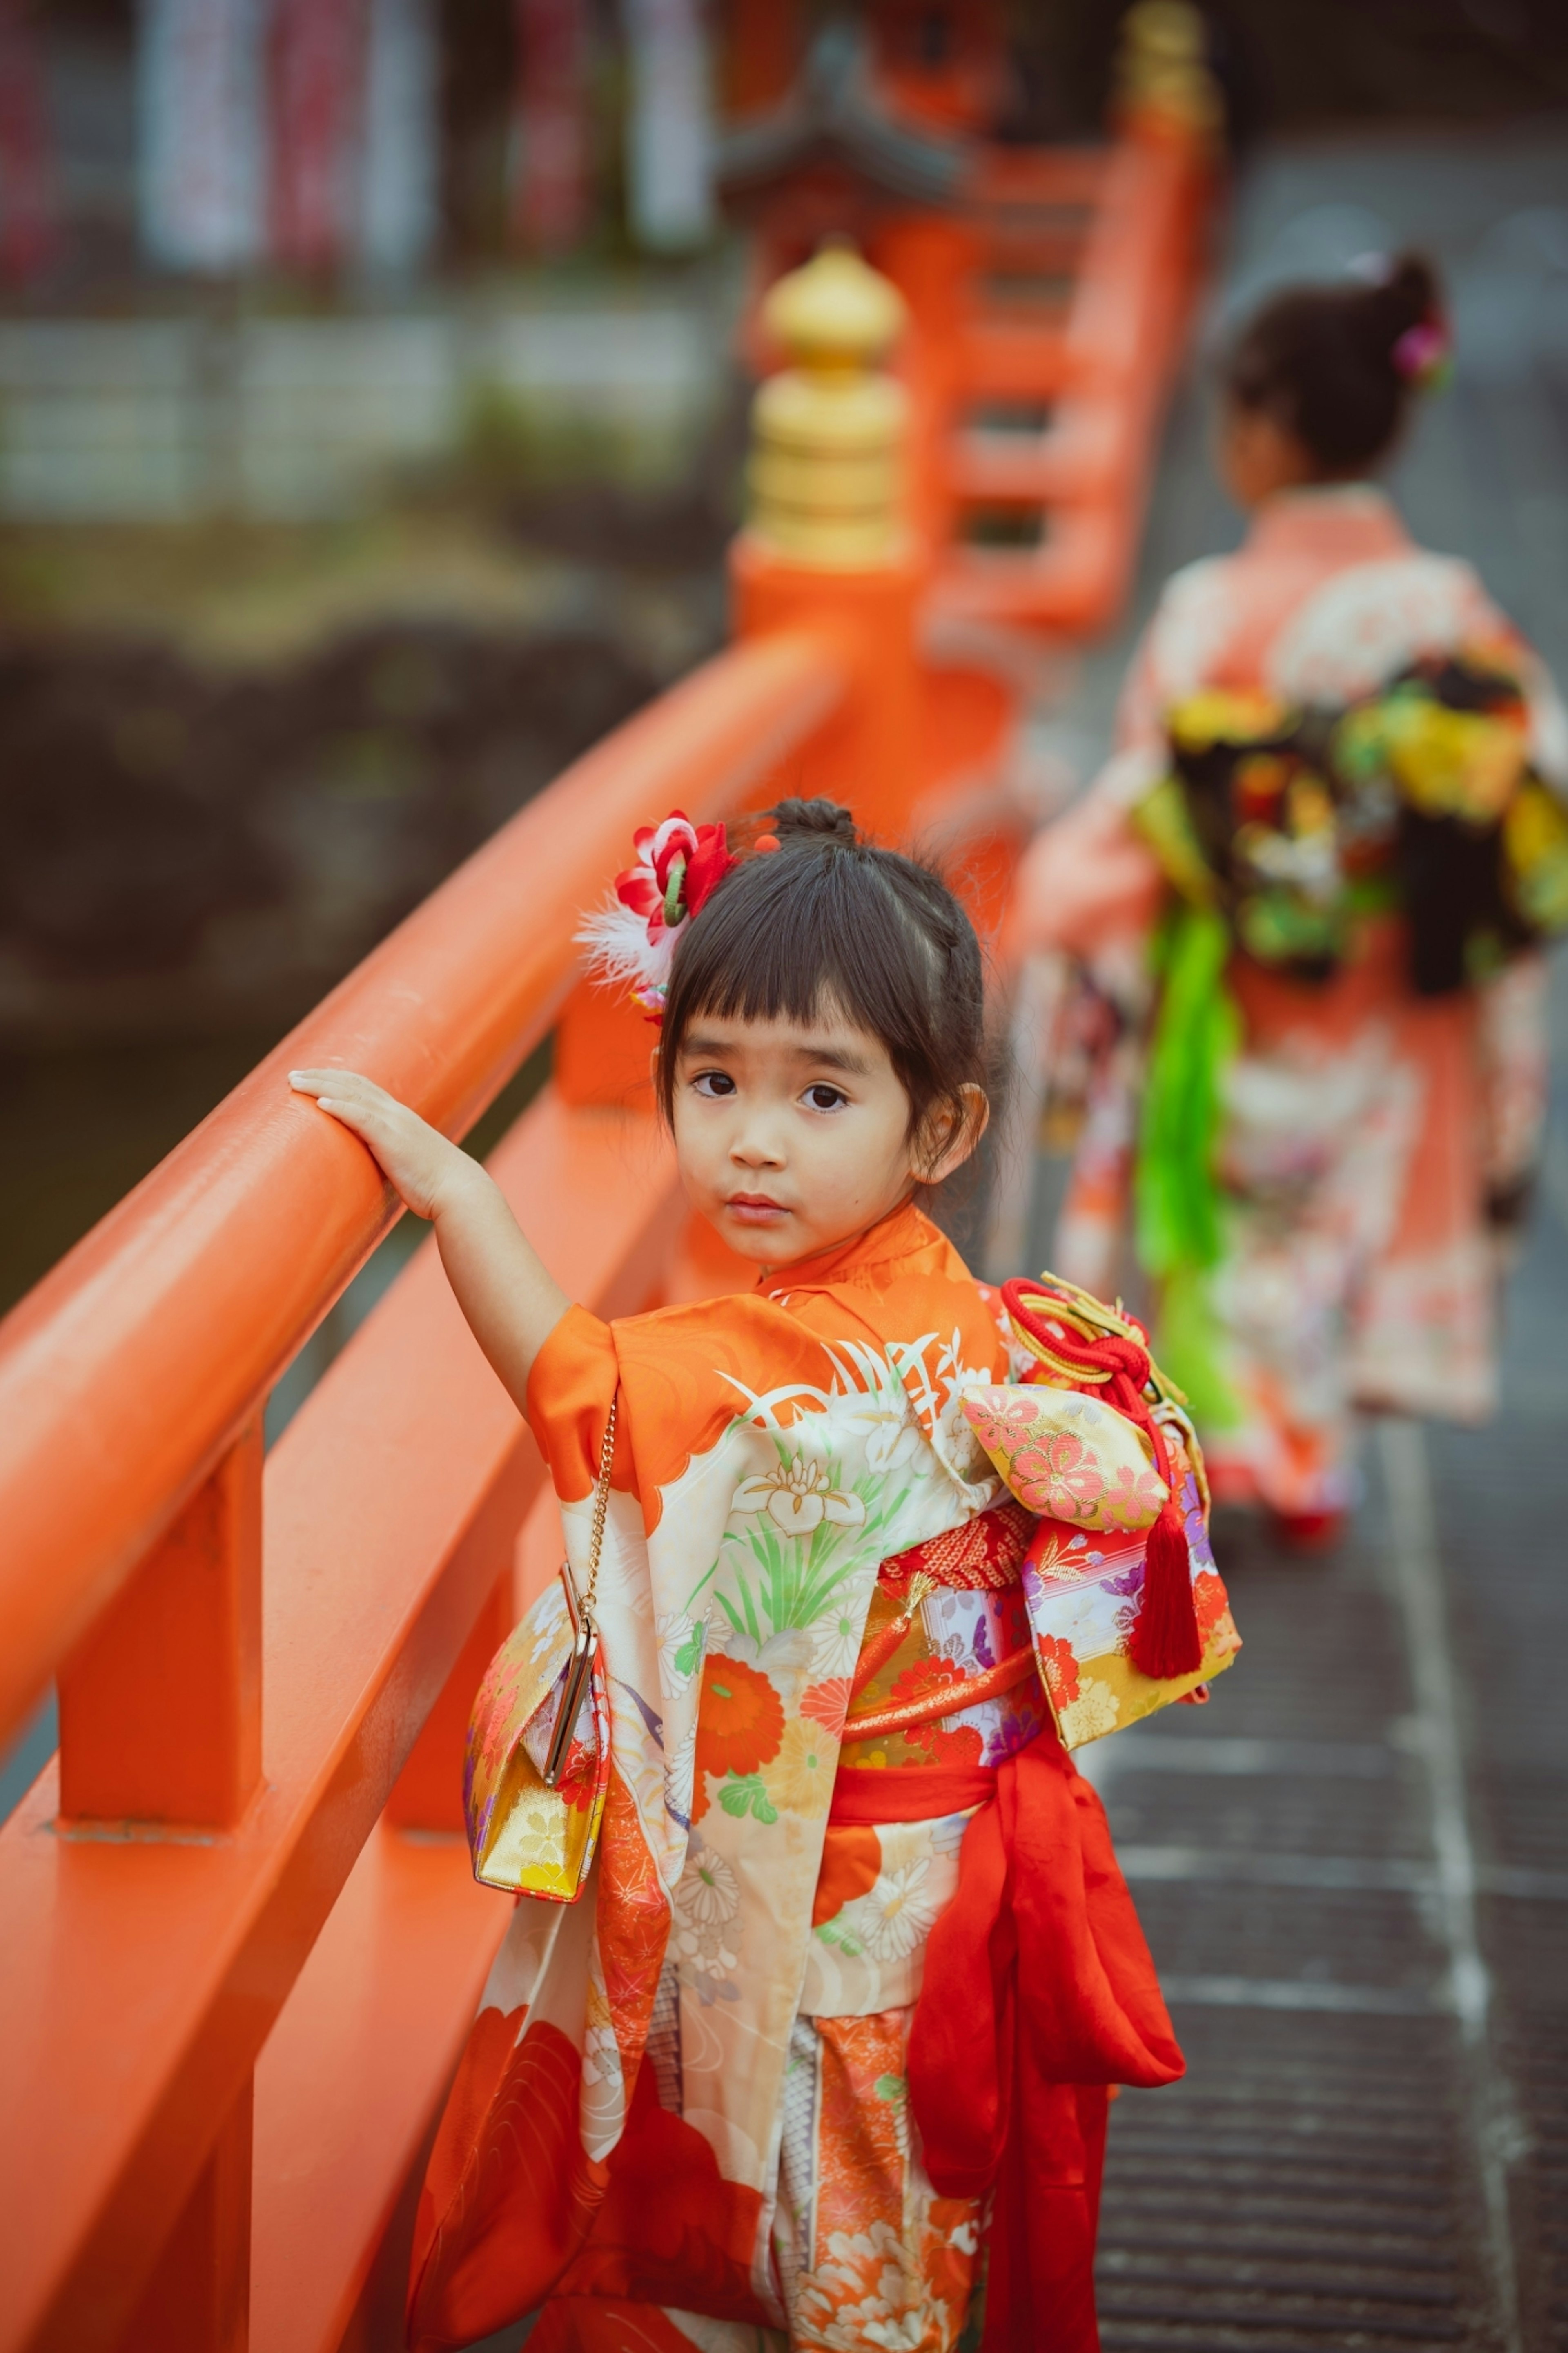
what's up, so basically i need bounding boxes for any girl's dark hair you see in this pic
[656,797,986,1159]
[1225,252,1443,475]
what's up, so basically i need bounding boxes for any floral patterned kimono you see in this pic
[1012,485,1568,1517]
[407,1202,1185,2353]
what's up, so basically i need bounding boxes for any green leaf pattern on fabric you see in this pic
[719,1772,779,1825]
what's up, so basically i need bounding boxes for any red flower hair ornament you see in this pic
[577,810,747,1019]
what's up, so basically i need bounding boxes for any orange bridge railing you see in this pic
[0,82,1208,2353]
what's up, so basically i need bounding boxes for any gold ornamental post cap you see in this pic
[761,240,908,376]
[1114,0,1222,145]
[1121,0,1207,64]
[747,239,908,569]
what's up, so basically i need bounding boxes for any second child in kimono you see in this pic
[291,797,1221,2352]
[1012,253,1568,1543]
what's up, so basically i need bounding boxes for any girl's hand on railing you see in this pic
[289,1069,474,1221]
[287,1068,571,1403]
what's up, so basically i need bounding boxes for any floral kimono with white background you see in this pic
[407,1202,1189,2353]
[1014,486,1568,1517]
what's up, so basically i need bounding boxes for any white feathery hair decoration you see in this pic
[575,897,678,1000]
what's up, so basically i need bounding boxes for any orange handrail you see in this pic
[0,630,844,1758]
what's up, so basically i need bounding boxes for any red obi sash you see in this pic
[909,1736,1183,2352]
[829,1761,999,1822]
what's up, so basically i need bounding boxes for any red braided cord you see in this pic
[999,1281,1173,1476]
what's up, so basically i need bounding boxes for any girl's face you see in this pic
[668,1008,985,1269]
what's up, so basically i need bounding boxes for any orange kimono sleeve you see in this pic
[529,1287,837,1541]
[525,1302,623,1505]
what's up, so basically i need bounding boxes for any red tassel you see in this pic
[1129,1496,1203,1680]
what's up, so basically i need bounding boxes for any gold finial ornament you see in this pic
[1113,0,1223,148]
[747,241,909,569]
[761,238,906,371]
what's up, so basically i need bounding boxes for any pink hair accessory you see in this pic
[576,810,737,1019]
[1392,318,1450,388]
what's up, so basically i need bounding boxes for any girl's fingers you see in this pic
[290,1070,401,1151]
[290,1070,398,1126]
[285,1067,458,1219]
[290,1067,383,1104]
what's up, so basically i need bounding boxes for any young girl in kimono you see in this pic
[1012,254,1568,1544]
[292,797,1222,2353]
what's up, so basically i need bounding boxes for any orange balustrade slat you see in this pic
[947,401,1134,506]
[0,1088,685,2351]
[0,628,845,1758]
[935,506,1128,637]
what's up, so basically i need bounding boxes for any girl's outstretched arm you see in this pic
[288,1069,570,1411]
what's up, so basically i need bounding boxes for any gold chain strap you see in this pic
[583,1398,617,1613]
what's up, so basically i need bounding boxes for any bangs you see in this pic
[656,830,978,1135]
[674,854,935,1034]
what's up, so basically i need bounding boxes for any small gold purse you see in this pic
[463,1405,617,1900]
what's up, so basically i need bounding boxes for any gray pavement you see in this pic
[1062,124,1568,2353]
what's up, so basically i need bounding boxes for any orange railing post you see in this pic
[58,1422,263,1830]
[52,1423,265,2349]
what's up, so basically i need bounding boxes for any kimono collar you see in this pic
[1245,482,1413,565]
[757,1198,954,1300]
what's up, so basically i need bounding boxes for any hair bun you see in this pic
[1228,251,1445,474]
[1363,250,1442,341]
[772,796,860,847]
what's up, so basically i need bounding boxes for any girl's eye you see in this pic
[803,1083,848,1112]
[692,1070,737,1098]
